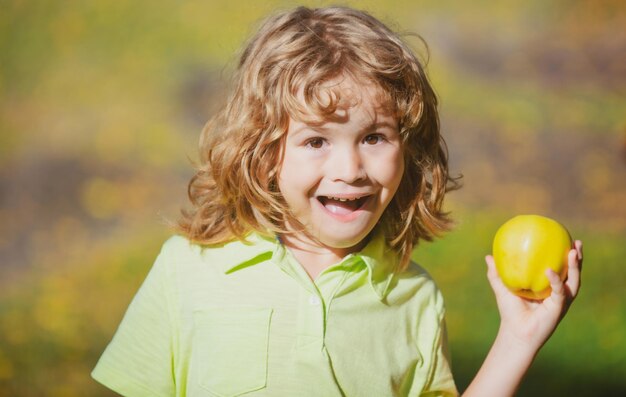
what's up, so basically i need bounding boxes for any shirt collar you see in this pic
[215,230,399,301]
[353,230,399,300]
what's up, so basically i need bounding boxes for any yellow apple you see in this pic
[493,215,572,300]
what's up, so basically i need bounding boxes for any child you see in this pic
[92,6,583,396]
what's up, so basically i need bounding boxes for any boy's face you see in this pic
[278,77,404,253]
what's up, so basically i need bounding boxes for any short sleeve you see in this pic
[420,313,459,397]
[92,242,177,397]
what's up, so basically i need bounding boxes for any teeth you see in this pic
[327,196,361,201]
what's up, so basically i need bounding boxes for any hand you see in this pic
[485,240,583,351]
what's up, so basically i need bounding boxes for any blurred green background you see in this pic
[1,0,625,396]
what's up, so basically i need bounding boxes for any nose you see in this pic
[327,144,366,183]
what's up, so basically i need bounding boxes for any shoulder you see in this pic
[158,234,242,259]
[391,260,446,314]
[156,233,276,272]
[397,260,439,290]
[158,234,203,260]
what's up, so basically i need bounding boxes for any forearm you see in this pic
[463,242,583,396]
[462,328,538,397]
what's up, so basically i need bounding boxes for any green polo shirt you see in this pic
[92,231,458,396]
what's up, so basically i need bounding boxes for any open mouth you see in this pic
[317,195,371,216]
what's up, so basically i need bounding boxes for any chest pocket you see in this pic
[192,307,273,396]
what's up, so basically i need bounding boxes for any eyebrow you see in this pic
[290,121,397,137]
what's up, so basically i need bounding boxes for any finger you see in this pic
[575,240,583,268]
[485,255,509,295]
[546,268,566,306]
[565,246,582,298]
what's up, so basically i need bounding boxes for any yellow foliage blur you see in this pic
[1,1,625,396]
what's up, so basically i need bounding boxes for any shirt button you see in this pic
[308,296,322,306]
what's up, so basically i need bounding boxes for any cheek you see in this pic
[379,149,405,193]
[395,160,405,188]
[278,152,317,198]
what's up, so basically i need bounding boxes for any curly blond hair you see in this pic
[178,6,460,269]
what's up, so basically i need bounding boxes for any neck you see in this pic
[279,233,367,280]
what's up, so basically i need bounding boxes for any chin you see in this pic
[317,229,374,250]
[320,237,363,249]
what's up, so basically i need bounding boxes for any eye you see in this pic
[364,134,385,145]
[305,137,326,149]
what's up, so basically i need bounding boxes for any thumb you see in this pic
[485,255,509,296]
